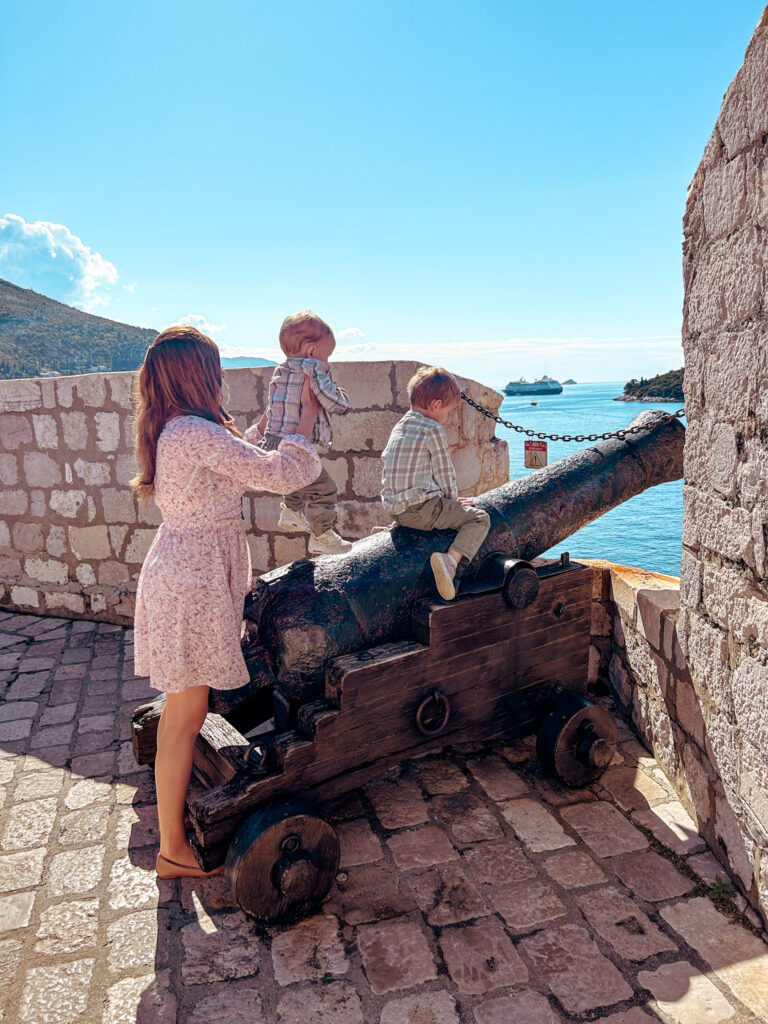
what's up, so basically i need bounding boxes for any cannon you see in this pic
[132,409,684,923]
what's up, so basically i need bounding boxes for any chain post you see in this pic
[459,392,685,443]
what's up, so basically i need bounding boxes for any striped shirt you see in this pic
[381,410,458,515]
[265,357,349,448]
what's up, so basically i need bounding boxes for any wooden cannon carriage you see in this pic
[132,408,684,922]
[132,552,616,922]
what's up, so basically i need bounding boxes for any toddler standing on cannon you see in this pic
[381,366,490,599]
[258,311,353,555]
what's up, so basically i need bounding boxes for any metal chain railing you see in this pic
[460,392,686,443]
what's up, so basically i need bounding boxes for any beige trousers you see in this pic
[284,467,338,534]
[394,495,490,561]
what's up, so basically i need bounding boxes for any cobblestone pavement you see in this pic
[1,609,768,1024]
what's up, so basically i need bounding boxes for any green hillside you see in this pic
[0,278,157,379]
[621,367,684,401]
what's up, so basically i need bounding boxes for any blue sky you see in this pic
[1,1,763,383]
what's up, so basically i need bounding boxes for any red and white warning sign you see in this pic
[524,440,547,468]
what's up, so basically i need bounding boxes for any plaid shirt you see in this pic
[265,357,349,448]
[381,410,458,514]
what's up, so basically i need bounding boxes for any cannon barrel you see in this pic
[224,409,684,710]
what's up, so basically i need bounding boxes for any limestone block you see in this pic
[350,458,381,500]
[685,228,766,335]
[76,564,96,587]
[686,613,730,707]
[101,488,137,524]
[50,490,86,519]
[90,593,108,613]
[124,528,157,565]
[251,494,282,532]
[703,560,768,646]
[332,410,402,452]
[123,414,136,450]
[116,454,137,485]
[23,452,61,487]
[73,458,111,486]
[714,787,755,890]
[681,485,699,551]
[0,379,40,412]
[109,525,129,557]
[732,655,768,750]
[75,375,106,407]
[273,534,307,567]
[0,414,32,449]
[0,490,28,516]
[636,589,679,651]
[738,741,768,838]
[32,414,58,449]
[223,367,267,414]
[0,521,9,548]
[62,412,88,449]
[336,500,388,539]
[706,423,739,499]
[95,412,121,451]
[10,586,39,608]
[694,490,755,565]
[608,653,633,707]
[69,526,112,561]
[321,456,349,497]
[0,454,17,485]
[12,522,43,554]
[44,591,85,614]
[46,525,67,557]
[137,496,162,526]
[705,714,740,794]
[98,561,130,585]
[246,533,270,574]
[24,557,69,585]
[590,601,612,637]
[0,555,21,576]
[30,489,46,516]
[737,437,768,505]
[702,151,747,239]
[478,441,508,494]
[41,379,56,408]
[452,446,481,491]
[394,360,428,406]
[679,550,702,610]
[717,24,768,158]
[333,361,394,409]
[56,378,74,408]
[108,373,135,409]
[680,741,712,825]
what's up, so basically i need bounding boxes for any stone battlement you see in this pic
[0,362,508,624]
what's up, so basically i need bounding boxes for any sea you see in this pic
[492,382,685,577]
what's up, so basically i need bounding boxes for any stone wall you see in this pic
[588,558,767,928]
[0,362,508,625]
[678,9,768,923]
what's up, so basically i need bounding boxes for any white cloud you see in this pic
[123,282,137,292]
[0,213,118,311]
[337,326,365,341]
[177,314,228,340]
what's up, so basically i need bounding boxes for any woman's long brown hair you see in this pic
[131,325,242,501]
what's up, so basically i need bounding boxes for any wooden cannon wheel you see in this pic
[225,802,340,923]
[536,693,618,787]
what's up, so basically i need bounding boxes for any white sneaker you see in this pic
[308,529,354,555]
[278,504,311,533]
[430,552,457,600]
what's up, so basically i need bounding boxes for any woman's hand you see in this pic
[297,376,322,438]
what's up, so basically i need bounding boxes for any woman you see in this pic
[131,325,321,878]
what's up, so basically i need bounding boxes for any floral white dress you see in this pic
[133,415,320,693]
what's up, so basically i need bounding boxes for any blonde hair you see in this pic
[131,325,241,501]
[407,366,460,409]
[279,311,333,357]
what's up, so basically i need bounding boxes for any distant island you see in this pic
[615,368,684,402]
[562,379,577,385]
[0,278,275,379]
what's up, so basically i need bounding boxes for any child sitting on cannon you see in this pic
[381,366,491,599]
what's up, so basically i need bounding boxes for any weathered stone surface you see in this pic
[490,879,567,934]
[466,754,528,801]
[34,898,99,954]
[560,801,647,857]
[440,914,528,993]
[278,982,363,1024]
[430,792,504,844]
[271,914,347,985]
[461,837,536,886]
[386,825,459,871]
[48,846,105,895]
[1,797,58,850]
[500,798,575,852]
[18,959,94,1023]
[181,909,260,984]
[542,847,607,888]
[103,970,177,1024]
[406,863,487,925]
[473,991,563,1024]
[335,817,382,867]
[638,960,735,1024]
[576,886,677,961]
[598,765,670,811]
[357,917,437,994]
[633,801,706,856]
[366,776,429,829]
[328,862,416,925]
[381,990,460,1024]
[661,897,768,1019]
[107,909,160,972]
[0,892,35,933]
[610,850,693,902]
[520,923,633,1014]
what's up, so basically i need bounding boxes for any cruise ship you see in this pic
[504,375,563,396]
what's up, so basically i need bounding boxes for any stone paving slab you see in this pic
[0,609,767,1023]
